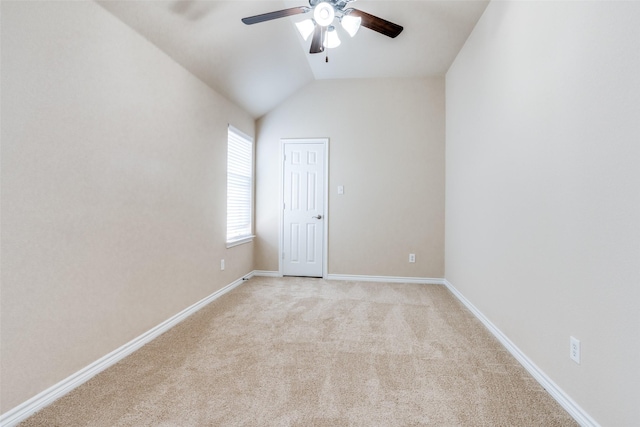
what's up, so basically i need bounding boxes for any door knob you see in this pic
[312,215,323,219]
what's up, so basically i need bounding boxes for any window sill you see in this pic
[226,235,255,248]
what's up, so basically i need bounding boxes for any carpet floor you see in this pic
[20,276,577,426]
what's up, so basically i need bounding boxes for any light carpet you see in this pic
[20,276,577,426]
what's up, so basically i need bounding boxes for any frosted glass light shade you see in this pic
[295,19,315,41]
[313,2,335,27]
[341,15,361,37]
[323,26,341,49]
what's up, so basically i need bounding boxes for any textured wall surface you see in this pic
[445,2,640,425]
[255,78,445,278]
[1,1,254,412]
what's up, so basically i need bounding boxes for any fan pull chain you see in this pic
[325,55,329,63]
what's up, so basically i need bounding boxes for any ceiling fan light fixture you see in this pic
[313,2,335,27]
[341,14,361,37]
[323,26,341,49]
[295,19,315,41]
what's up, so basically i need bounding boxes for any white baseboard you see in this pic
[326,274,445,285]
[251,272,445,285]
[0,274,251,427]
[443,280,600,427]
[252,270,281,277]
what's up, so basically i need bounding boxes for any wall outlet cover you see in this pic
[570,336,580,364]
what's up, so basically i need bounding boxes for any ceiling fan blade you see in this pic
[349,9,403,38]
[241,6,309,25]
[309,25,326,54]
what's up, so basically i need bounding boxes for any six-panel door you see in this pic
[282,142,325,277]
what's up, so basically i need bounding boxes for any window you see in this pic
[226,125,254,247]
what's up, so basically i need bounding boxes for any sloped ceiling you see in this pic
[97,0,489,118]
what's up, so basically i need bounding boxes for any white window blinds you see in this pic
[226,126,253,245]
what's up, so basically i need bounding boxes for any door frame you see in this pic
[279,138,329,278]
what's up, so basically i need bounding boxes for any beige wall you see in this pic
[8,0,636,423]
[0,1,254,412]
[255,78,445,278]
[445,1,640,425]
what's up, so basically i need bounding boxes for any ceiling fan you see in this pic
[241,0,403,54]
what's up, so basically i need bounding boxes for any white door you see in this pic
[282,140,326,277]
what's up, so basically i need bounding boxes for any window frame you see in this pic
[226,125,255,248]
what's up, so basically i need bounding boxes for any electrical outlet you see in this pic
[570,336,580,364]
[409,253,416,263]
[220,259,225,271]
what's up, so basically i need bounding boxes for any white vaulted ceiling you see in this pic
[97,0,489,118]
